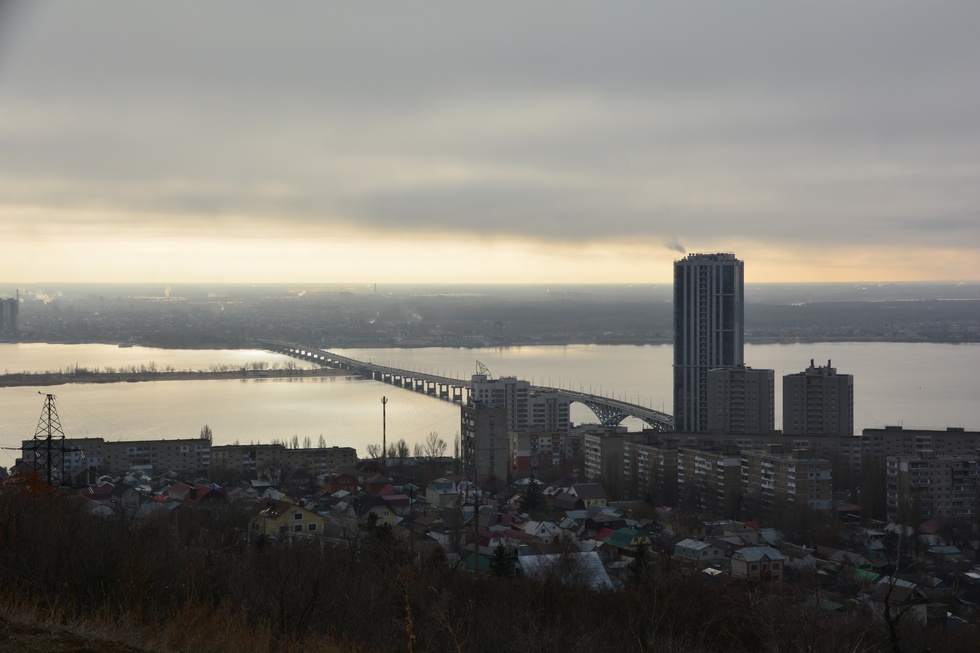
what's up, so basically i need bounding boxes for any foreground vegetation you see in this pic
[1,479,977,653]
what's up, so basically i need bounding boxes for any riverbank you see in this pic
[0,366,350,388]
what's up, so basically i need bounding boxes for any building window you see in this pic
[308,523,317,531]
[294,512,303,520]
[294,524,302,532]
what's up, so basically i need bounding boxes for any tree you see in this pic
[421,432,447,460]
[366,444,382,460]
[199,424,213,442]
[523,474,544,514]
[392,439,410,467]
[489,543,513,578]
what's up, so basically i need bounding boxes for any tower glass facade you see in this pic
[673,253,744,432]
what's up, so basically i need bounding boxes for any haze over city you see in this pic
[2,1,979,285]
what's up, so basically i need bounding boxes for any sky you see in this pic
[0,1,978,285]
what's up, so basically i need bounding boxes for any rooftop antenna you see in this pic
[30,393,67,487]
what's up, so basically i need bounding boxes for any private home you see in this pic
[111,481,152,512]
[570,483,609,508]
[356,496,398,527]
[250,498,324,539]
[730,546,785,582]
[426,478,459,508]
[674,538,725,569]
[322,471,359,495]
[384,493,413,516]
[601,528,652,560]
[365,474,394,496]
[523,520,563,541]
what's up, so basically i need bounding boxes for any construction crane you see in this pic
[475,360,494,381]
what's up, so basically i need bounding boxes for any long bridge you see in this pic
[265,342,673,431]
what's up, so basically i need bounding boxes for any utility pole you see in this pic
[381,396,387,469]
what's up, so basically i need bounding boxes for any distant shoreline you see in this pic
[0,367,350,388]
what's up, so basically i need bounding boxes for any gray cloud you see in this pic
[1,1,979,267]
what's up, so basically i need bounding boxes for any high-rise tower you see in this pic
[673,253,744,432]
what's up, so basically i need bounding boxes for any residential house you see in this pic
[426,478,459,508]
[674,538,725,569]
[730,546,785,582]
[602,528,652,560]
[356,496,398,527]
[250,498,324,539]
[322,471,359,495]
[365,474,394,496]
[570,483,609,508]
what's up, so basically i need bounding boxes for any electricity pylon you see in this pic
[31,393,67,487]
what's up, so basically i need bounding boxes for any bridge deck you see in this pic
[266,342,673,430]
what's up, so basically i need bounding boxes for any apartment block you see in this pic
[783,359,854,436]
[460,402,510,483]
[741,446,833,511]
[21,437,211,477]
[707,364,775,434]
[624,436,680,503]
[677,445,743,515]
[509,431,580,478]
[210,443,356,478]
[886,451,980,523]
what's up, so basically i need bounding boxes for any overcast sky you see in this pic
[1,1,978,285]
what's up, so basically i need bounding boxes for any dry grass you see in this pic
[0,595,350,653]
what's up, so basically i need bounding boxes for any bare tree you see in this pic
[421,432,447,460]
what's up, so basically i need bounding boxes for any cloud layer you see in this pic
[1,1,978,282]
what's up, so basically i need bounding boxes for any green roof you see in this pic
[606,528,647,550]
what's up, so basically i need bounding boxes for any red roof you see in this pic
[595,527,616,542]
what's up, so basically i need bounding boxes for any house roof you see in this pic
[571,483,608,500]
[676,538,713,552]
[733,546,785,563]
[518,552,614,590]
[606,528,647,550]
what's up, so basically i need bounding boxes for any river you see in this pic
[0,342,977,468]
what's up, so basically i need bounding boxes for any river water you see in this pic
[1,342,977,468]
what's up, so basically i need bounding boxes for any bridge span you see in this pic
[265,342,673,431]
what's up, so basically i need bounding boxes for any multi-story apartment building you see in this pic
[1,293,17,335]
[677,445,742,515]
[509,431,580,478]
[528,391,571,433]
[460,402,510,483]
[707,365,775,434]
[886,451,980,523]
[623,437,680,504]
[210,443,356,478]
[21,437,211,477]
[469,374,571,434]
[783,359,854,436]
[583,428,629,495]
[673,253,744,433]
[469,375,531,432]
[741,446,833,511]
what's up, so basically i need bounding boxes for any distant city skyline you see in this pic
[1,3,978,284]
